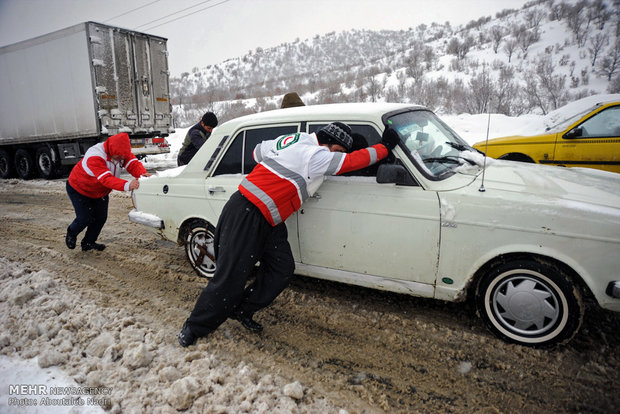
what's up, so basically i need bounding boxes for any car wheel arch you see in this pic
[468,252,591,302]
[177,217,214,244]
[497,153,536,163]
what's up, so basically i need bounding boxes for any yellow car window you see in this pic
[578,106,620,138]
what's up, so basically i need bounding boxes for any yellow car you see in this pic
[473,95,620,174]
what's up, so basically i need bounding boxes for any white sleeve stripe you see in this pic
[97,171,111,180]
[325,152,344,175]
[367,147,378,164]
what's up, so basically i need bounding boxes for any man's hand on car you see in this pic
[381,128,400,150]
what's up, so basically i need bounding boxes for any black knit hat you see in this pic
[317,122,353,152]
[201,112,218,128]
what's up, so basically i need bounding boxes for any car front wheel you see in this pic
[476,258,584,348]
[183,220,216,278]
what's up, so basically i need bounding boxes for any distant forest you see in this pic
[169,0,620,126]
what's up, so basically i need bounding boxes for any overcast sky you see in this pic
[0,0,530,76]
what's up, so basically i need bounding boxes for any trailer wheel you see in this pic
[14,148,36,180]
[35,146,59,179]
[0,149,15,179]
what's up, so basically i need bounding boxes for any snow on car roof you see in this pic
[518,93,620,136]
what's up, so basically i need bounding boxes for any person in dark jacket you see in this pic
[65,133,150,251]
[177,112,218,166]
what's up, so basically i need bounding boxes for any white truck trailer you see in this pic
[0,21,174,179]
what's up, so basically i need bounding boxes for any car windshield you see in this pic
[386,110,479,179]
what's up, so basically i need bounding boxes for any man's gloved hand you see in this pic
[381,127,400,150]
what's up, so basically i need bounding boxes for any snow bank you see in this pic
[0,257,343,413]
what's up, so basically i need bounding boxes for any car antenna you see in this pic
[479,112,491,193]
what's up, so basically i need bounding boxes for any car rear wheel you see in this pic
[183,220,216,278]
[476,258,583,348]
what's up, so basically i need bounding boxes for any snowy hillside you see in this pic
[170,0,620,127]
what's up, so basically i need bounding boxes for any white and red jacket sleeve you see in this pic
[86,155,145,192]
[240,132,388,226]
[68,143,147,198]
[308,143,388,177]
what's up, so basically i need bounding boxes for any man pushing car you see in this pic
[178,122,400,347]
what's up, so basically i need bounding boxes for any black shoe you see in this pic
[81,242,106,252]
[65,231,76,250]
[178,322,197,347]
[232,313,263,333]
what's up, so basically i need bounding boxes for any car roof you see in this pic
[218,102,428,131]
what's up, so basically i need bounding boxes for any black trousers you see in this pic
[187,191,295,337]
[66,182,109,245]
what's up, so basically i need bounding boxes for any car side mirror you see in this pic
[564,127,583,139]
[376,163,417,186]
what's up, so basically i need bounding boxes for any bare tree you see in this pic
[590,0,611,29]
[405,47,426,82]
[525,9,545,35]
[503,37,518,62]
[518,30,539,56]
[548,2,567,21]
[365,74,381,102]
[494,64,523,116]
[536,55,568,110]
[467,67,493,113]
[524,76,548,115]
[566,1,591,47]
[597,39,620,81]
[446,36,474,60]
[490,26,505,53]
[588,32,609,67]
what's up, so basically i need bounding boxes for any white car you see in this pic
[129,103,620,348]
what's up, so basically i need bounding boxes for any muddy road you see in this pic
[1,178,619,413]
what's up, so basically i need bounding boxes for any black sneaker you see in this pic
[178,322,197,347]
[81,242,106,252]
[65,231,76,250]
[232,313,263,333]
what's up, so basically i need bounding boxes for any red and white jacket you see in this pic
[68,133,147,199]
[239,132,388,226]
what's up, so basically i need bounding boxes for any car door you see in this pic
[296,124,441,288]
[555,105,620,173]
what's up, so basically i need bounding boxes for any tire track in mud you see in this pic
[1,180,620,413]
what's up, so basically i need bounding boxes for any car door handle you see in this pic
[310,193,321,199]
[208,186,226,194]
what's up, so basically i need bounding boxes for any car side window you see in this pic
[213,131,244,175]
[244,126,298,173]
[577,106,620,138]
[308,123,383,176]
[214,125,299,176]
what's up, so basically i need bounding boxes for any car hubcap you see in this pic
[491,274,560,336]
[190,229,215,276]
